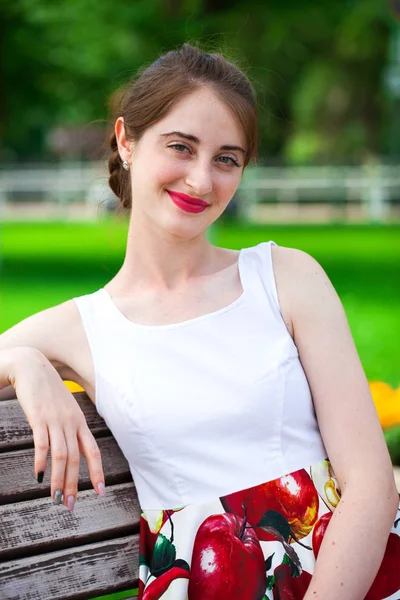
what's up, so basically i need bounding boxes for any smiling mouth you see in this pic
[167,190,209,207]
[167,190,209,214]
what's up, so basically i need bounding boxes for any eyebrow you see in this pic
[159,131,247,155]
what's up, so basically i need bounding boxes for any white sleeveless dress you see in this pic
[73,241,400,600]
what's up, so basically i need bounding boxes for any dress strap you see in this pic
[240,240,294,335]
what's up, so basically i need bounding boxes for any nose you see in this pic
[184,161,213,197]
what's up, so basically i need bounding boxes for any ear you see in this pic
[115,117,134,164]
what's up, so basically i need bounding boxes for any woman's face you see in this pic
[118,86,247,239]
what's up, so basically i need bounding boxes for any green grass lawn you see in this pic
[1,219,399,600]
[1,219,399,386]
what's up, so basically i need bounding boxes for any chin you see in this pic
[162,215,208,239]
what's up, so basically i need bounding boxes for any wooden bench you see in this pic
[2,388,400,600]
[0,391,140,600]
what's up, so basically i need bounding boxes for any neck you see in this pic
[115,214,215,292]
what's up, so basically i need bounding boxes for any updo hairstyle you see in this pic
[108,43,258,211]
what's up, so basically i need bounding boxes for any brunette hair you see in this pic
[108,43,258,211]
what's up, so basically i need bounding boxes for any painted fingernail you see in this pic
[37,471,44,484]
[54,490,63,505]
[67,495,75,511]
[97,482,105,497]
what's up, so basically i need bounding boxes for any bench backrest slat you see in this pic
[0,392,140,600]
[0,436,133,503]
[0,535,139,600]
[0,482,140,561]
[0,393,108,450]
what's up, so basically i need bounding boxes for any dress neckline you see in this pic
[99,247,247,331]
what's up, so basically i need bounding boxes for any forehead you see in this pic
[150,87,247,148]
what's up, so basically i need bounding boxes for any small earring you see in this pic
[122,160,130,171]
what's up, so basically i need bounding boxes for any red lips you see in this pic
[167,190,209,214]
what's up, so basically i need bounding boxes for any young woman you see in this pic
[1,44,399,600]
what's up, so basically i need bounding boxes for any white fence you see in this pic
[0,162,399,222]
[0,162,111,220]
[238,164,400,223]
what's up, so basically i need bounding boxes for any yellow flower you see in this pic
[369,381,400,429]
[64,380,84,393]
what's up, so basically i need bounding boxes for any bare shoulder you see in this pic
[270,244,336,340]
[270,243,325,291]
[0,299,94,396]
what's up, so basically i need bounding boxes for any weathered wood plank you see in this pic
[0,482,141,561]
[0,393,106,449]
[0,391,141,600]
[0,534,139,600]
[0,436,132,503]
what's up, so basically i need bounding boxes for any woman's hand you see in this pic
[2,346,105,511]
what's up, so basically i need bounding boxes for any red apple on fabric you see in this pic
[312,511,333,558]
[221,469,319,543]
[188,512,267,600]
[142,560,190,600]
[273,563,312,600]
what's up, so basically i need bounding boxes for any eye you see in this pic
[169,143,190,153]
[217,155,241,167]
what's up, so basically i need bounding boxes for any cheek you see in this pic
[151,158,186,187]
[214,173,241,203]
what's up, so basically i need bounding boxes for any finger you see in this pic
[48,425,68,504]
[32,422,50,483]
[78,424,105,497]
[63,428,81,511]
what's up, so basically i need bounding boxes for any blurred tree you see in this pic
[385,2,400,156]
[285,1,391,163]
[0,0,395,163]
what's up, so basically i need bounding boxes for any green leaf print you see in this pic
[150,533,177,577]
[257,511,303,575]
[257,510,291,541]
[266,575,275,591]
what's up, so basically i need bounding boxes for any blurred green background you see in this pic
[1,1,400,599]
[2,220,400,387]
[1,0,400,163]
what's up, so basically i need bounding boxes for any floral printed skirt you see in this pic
[138,458,400,600]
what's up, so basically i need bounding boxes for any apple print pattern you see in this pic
[138,457,400,600]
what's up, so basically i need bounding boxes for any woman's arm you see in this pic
[273,246,399,600]
[0,299,93,399]
[0,303,81,400]
[0,299,81,368]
